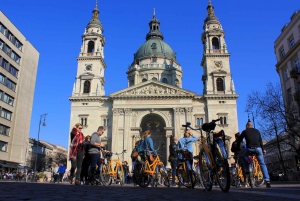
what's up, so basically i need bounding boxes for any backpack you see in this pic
[131,140,141,159]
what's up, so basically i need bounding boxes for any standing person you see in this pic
[53,164,59,183]
[57,163,66,183]
[80,135,91,185]
[231,133,245,159]
[122,161,129,184]
[177,130,199,172]
[88,126,106,185]
[169,136,178,187]
[237,121,271,188]
[69,123,85,185]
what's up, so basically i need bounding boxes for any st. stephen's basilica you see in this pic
[68,1,239,166]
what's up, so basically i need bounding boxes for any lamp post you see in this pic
[34,113,47,181]
[246,110,255,128]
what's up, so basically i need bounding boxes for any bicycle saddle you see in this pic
[202,122,216,132]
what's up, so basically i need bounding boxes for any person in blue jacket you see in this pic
[139,130,155,156]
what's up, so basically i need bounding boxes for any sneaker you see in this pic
[266,181,271,188]
[172,184,178,187]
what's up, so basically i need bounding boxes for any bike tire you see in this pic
[160,166,170,187]
[214,142,230,192]
[100,163,112,186]
[254,160,264,187]
[199,149,213,191]
[133,161,150,188]
[176,163,192,188]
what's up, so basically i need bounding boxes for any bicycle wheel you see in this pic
[213,143,230,192]
[253,160,264,187]
[159,166,170,187]
[133,161,150,188]
[176,163,192,188]
[199,149,213,191]
[100,163,112,186]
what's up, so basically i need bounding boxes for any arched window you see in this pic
[224,117,227,124]
[130,80,134,86]
[87,41,95,53]
[83,80,90,93]
[152,77,157,81]
[162,78,168,84]
[216,78,224,91]
[212,37,220,49]
[220,117,223,124]
[142,78,147,82]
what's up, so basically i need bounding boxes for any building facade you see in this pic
[274,10,300,171]
[0,11,39,167]
[69,2,239,167]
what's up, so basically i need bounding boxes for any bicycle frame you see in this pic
[106,150,126,180]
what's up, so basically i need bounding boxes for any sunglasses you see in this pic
[78,127,83,129]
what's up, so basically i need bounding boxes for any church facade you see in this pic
[68,1,239,166]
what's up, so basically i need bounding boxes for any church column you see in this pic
[124,108,132,160]
[111,108,120,152]
[173,108,181,138]
[165,127,173,168]
[185,107,193,123]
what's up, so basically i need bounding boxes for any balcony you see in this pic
[294,91,300,102]
[290,67,300,79]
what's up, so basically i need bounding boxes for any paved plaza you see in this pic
[0,181,299,201]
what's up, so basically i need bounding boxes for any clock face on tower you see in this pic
[214,61,222,68]
[85,65,92,71]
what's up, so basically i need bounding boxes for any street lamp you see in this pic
[34,113,47,181]
[246,110,255,128]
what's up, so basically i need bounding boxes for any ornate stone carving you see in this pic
[185,107,193,114]
[173,107,185,115]
[113,108,124,115]
[114,84,193,97]
[131,111,139,126]
[124,108,132,115]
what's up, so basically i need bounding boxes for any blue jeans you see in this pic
[238,147,270,182]
[170,160,178,185]
[89,153,101,182]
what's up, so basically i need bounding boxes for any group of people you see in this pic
[51,163,66,183]
[69,120,271,188]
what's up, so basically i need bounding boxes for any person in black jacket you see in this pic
[169,136,178,187]
[237,121,271,188]
[231,132,244,159]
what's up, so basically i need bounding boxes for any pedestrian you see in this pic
[69,123,85,185]
[88,126,107,185]
[237,121,271,188]
[80,135,91,185]
[57,163,66,183]
[122,161,129,184]
[53,163,59,183]
[139,130,155,162]
[169,136,178,187]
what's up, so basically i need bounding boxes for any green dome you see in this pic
[134,38,176,60]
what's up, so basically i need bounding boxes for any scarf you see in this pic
[69,129,84,161]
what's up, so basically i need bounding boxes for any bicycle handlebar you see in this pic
[182,119,221,131]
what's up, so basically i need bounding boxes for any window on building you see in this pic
[175,79,179,87]
[216,78,224,91]
[129,80,134,87]
[1,58,8,69]
[196,118,204,126]
[81,117,87,126]
[10,51,20,64]
[142,78,147,82]
[0,141,8,152]
[103,118,109,126]
[5,79,16,91]
[279,48,285,58]
[283,68,289,80]
[3,94,14,106]
[212,37,220,49]
[287,88,293,102]
[0,23,6,35]
[83,80,90,93]
[162,78,168,84]
[294,58,300,71]
[217,113,228,125]
[0,90,2,100]
[0,39,3,50]
[9,64,18,77]
[14,39,22,51]
[3,44,11,56]
[152,57,157,63]
[289,37,295,48]
[0,74,5,84]
[87,41,95,53]
[0,124,10,136]
[152,77,157,81]
[1,108,12,121]
[7,31,13,42]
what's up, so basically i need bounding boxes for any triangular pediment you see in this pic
[110,80,195,99]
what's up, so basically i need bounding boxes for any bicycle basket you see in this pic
[202,122,216,132]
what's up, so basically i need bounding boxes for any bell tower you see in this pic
[72,0,106,97]
[201,0,236,95]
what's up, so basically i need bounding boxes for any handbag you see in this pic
[131,151,138,159]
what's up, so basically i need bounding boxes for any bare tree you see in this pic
[246,82,300,175]
[54,152,67,165]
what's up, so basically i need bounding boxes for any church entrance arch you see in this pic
[140,113,167,164]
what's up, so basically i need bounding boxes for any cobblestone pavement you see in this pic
[0,181,299,201]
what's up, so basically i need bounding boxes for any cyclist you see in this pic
[177,130,199,172]
[139,130,156,161]
[237,121,271,188]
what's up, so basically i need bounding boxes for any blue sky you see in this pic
[1,0,298,149]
